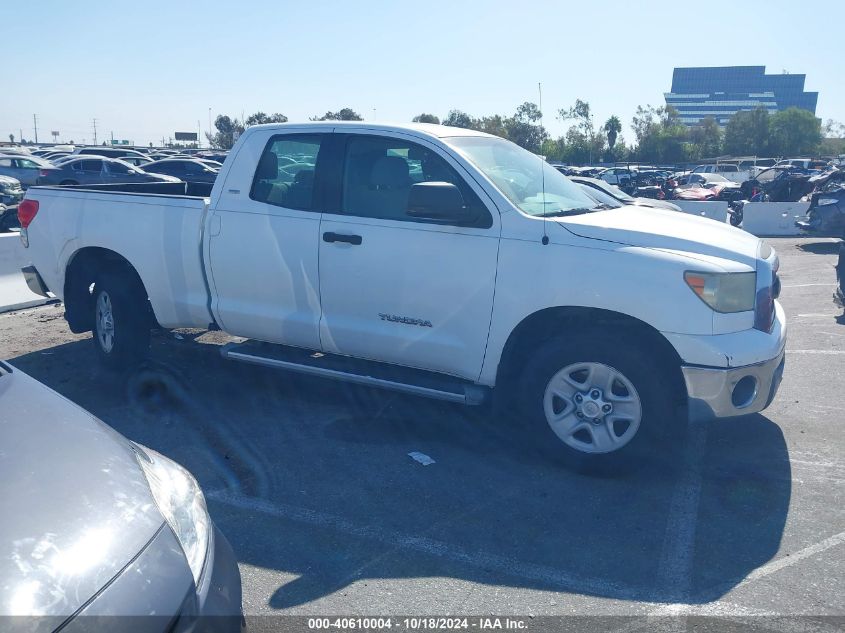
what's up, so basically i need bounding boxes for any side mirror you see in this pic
[406,182,478,224]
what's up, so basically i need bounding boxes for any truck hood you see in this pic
[556,205,761,266]
[0,365,164,618]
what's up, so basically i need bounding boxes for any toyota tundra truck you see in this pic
[17,122,786,469]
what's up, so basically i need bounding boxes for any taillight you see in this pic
[18,199,39,229]
[39,169,51,177]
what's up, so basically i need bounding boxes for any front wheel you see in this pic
[517,334,680,473]
[92,271,151,369]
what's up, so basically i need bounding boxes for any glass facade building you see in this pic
[665,66,818,127]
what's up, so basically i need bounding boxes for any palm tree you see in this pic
[603,116,622,150]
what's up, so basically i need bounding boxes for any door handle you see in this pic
[323,231,362,245]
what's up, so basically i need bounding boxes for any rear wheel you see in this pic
[516,333,680,473]
[92,271,151,369]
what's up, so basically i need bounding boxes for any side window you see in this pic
[79,160,103,172]
[341,136,483,224]
[107,161,132,174]
[250,134,322,210]
[0,158,11,167]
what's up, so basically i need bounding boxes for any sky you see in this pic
[5,1,844,147]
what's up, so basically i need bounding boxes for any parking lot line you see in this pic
[655,419,708,603]
[206,489,649,601]
[738,530,845,587]
[787,350,845,355]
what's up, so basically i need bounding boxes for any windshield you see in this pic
[593,179,635,202]
[446,136,597,216]
[577,183,623,208]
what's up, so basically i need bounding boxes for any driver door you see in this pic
[317,132,500,381]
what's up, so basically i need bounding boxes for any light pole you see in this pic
[208,108,212,147]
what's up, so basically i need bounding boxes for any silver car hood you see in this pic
[0,364,164,618]
[0,175,19,186]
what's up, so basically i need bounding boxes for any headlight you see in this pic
[133,444,210,585]
[817,198,839,206]
[684,271,756,313]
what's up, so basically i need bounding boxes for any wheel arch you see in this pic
[63,246,155,333]
[495,306,687,407]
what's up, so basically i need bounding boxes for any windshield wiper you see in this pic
[543,205,611,217]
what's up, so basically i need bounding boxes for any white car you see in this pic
[19,122,786,470]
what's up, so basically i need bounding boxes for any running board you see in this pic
[220,341,488,405]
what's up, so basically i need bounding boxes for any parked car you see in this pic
[795,185,845,236]
[19,122,786,471]
[0,361,242,628]
[575,182,623,208]
[598,166,638,186]
[570,176,682,212]
[36,157,181,186]
[0,155,58,188]
[774,158,829,171]
[691,164,740,174]
[741,166,821,202]
[119,154,155,167]
[143,159,219,183]
[197,152,229,164]
[675,173,742,201]
[43,152,72,162]
[73,146,149,160]
[198,159,223,170]
[0,174,24,207]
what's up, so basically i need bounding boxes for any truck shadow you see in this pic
[8,336,791,608]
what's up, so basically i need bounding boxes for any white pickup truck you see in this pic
[18,122,786,469]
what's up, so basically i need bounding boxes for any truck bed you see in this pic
[24,183,215,330]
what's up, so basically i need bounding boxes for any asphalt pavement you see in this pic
[1,237,842,631]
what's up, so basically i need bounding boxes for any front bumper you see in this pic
[71,524,243,632]
[173,525,245,633]
[672,300,787,422]
[683,346,785,421]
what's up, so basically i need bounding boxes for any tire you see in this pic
[92,270,151,369]
[515,333,680,474]
[59,180,78,186]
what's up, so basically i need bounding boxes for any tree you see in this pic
[688,116,722,158]
[603,116,621,150]
[768,108,822,156]
[443,109,477,129]
[205,114,245,150]
[823,119,845,139]
[245,111,288,126]
[559,99,596,162]
[8,133,13,143]
[723,107,770,156]
[504,102,548,153]
[478,115,507,138]
[412,113,440,124]
[312,108,363,121]
[630,105,687,163]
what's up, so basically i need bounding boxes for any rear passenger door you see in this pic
[317,132,500,381]
[207,131,327,348]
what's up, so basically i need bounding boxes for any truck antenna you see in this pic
[539,82,548,245]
